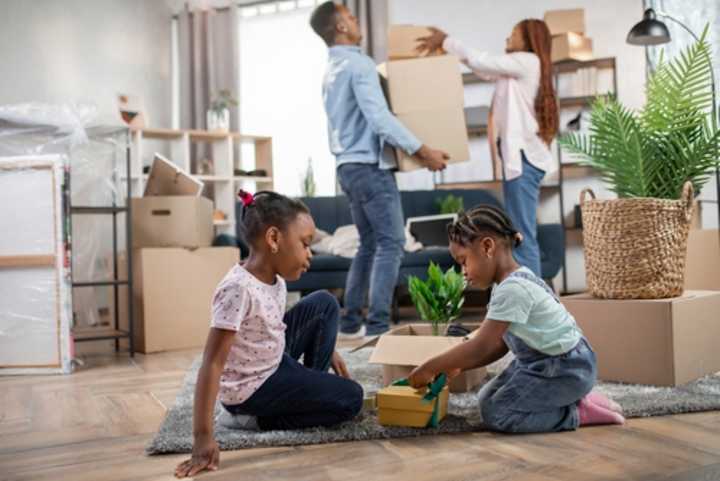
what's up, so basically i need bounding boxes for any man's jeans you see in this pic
[222,291,363,430]
[336,163,406,335]
[502,153,546,277]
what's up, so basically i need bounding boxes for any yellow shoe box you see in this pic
[377,385,449,428]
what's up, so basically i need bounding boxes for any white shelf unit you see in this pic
[125,128,274,236]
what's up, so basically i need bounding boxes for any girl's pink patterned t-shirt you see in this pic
[210,264,287,405]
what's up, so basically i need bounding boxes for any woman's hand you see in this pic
[408,363,436,388]
[416,27,448,56]
[331,350,351,379]
[174,436,220,478]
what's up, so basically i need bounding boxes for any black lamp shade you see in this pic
[627,8,671,45]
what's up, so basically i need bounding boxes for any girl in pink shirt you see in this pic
[175,191,362,479]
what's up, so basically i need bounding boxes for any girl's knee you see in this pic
[336,379,363,420]
[481,398,512,433]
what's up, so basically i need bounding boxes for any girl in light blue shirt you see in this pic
[409,205,625,433]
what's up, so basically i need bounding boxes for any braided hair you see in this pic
[239,190,310,245]
[447,204,523,249]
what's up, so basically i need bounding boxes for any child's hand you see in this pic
[408,364,435,388]
[174,436,220,478]
[331,350,352,379]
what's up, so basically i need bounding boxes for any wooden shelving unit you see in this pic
[554,57,618,293]
[123,128,274,236]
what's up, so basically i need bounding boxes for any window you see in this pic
[238,1,335,196]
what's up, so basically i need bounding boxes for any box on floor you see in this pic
[684,229,720,290]
[377,384,449,428]
[562,291,720,386]
[378,55,470,171]
[120,247,239,354]
[358,323,486,393]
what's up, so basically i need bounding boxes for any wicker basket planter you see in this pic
[580,181,695,299]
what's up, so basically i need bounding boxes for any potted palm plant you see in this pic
[559,27,720,299]
[408,262,466,336]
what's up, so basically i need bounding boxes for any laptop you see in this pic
[406,213,458,248]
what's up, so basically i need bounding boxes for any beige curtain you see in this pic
[177,5,240,132]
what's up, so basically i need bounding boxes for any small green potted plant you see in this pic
[207,89,238,132]
[559,27,720,299]
[436,194,464,215]
[408,262,466,336]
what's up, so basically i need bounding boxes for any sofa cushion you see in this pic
[401,248,455,268]
[308,254,353,272]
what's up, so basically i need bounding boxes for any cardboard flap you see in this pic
[369,335,463,366]
[144,153,204,197]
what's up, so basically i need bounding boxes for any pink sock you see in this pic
[586,391,623,415]
[577,397,625,426]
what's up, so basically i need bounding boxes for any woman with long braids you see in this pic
[418,20,559,278]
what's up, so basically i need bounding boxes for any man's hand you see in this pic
[416,27,448,56]
[175,436,220,478]
[414,145,449,172]
[331,350,351,379]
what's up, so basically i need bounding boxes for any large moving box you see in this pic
[379,55,470,172]
[684,229,720,290]
[122,247,239,353]
[562,291,720,386]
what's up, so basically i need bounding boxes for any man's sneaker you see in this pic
[338,324,366,339]
[365,324,390,337]
[217,409,259,430]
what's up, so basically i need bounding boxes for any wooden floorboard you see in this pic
[1,347,719,481]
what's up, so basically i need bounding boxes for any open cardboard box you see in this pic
[356,323,486,393]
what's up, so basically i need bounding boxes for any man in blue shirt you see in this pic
[311,2,449,337]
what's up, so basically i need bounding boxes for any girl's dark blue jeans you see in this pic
[222,291,363,430]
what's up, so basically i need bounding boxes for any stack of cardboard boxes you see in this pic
[123,155,239,353]
[544,9,593,63]
[379,25,470,171]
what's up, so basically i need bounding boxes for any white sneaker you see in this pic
[338,324,366,340]
[217,409,259,430]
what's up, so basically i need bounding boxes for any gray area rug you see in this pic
[147,348,720,455]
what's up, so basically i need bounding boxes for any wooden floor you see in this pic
[2,344,720,481]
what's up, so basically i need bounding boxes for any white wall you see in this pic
[389,0,647,292]
[0,0,173,126]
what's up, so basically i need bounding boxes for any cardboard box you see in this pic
[562,291,720,386]
[144,153,204,197]
[123,247,239,353]
[388,25,432,60]
[684,230,720,290]
[362,323,487,393]
[551,33,593,63]
[131,196,213,248]
[378,55,470,171]
[377,384,449,428]
[544,9,585,36]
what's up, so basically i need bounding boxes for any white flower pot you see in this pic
[207,108,230,132]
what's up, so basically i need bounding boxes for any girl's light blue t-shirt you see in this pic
[485,267,582,356]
